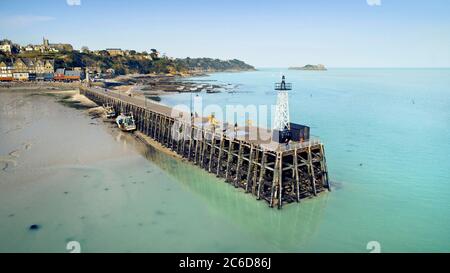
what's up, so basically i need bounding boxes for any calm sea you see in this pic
[162,68,450,252]
[0,68,449,252]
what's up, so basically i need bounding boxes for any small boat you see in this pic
[103,104,116,118]
[116,113,137,132]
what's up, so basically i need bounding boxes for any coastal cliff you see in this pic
[174,58,256,73]
[289,64,327,71]
[1,49,255,76]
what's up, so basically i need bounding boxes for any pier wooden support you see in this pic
[257,152,267,200]
[208,132,216,173]
[200,131,208,168]
[233,141,244,187]
[250,149,260,194]
[293,149,301,202]
[308,146,317,196]
[245,145,255,193]
[270,153,282,208]
[225,140,234,181]
[320,144,331,191]
[216,136,225,176]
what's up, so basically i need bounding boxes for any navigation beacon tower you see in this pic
[274,75,292,132]
[272,75,310,143]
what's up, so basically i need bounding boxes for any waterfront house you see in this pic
[65,70,82,78]
[55,68,65,76]
[14,59,34,81]
[35,59,55,81]
[7,58,56,81]
[53,68,82,82]
[13,72,29,81]
[0,62,12,75]
[13,58,29,73]
[0,62,14,81]
[41,60,55,74]
[22,59,36,74]
[34,60,44,72]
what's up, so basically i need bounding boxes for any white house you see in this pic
[0,44,12,54]
[0,62,14,78]
[13,72,29,81]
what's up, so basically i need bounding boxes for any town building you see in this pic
[53,68,83,82]
[0,43,12,54]
[0,61,14,81]
[13,72,29,81]
[23,45,35,52]
[2,58,56,81]
[106,48,124,57]
[55,68,65,76]
[18,38,73,53]
[49,43,73,52]
[45,60,54,73]
[13,58,29,73]
[12,58,54,74]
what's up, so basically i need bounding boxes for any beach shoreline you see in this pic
[0,70,241,100]
[0,81,82,92]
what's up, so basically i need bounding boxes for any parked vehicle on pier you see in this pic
[102,104,116,118]
[116,112,136,132]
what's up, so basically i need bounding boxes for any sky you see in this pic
[0,0,449,67]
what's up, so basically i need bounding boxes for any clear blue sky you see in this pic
[1,0,449,67]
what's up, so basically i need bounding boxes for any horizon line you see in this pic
[255,66,450,69]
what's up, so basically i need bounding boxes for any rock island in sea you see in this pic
[288,64,327,71]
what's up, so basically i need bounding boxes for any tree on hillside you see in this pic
[150,49,160,60]
[0,51,8,63]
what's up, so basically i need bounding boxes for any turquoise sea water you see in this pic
[162,68,450,252]
[0,68,449,253]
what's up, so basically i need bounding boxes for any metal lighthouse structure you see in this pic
[274,75,292,132]
[272,75,311,144]
[273,75,294,143]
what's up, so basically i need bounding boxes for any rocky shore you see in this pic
[0,72,240,103]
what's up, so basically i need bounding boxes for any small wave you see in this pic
[329,180,344,191]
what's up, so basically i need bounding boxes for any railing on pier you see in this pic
[274,82,292,90]
[277,138,322,152]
